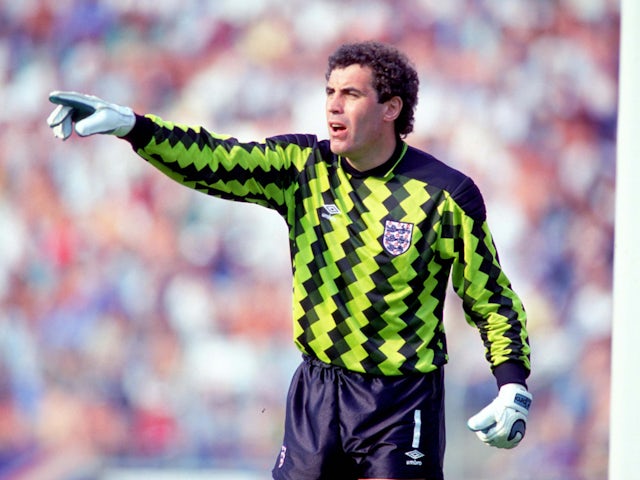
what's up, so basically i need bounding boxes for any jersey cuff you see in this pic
[493,361,530,389]
[122,114,155,151]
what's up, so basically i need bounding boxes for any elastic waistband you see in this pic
[301,354,444,381]
[302,354,337,369]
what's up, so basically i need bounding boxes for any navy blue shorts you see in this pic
[272,355,445,480]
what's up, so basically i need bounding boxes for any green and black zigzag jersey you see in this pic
[125,114,530,379]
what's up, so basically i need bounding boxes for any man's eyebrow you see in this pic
[325,85,367,96]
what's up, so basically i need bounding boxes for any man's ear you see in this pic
[384,96,403,122]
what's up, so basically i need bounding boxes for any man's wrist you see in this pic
[493,361,529,389]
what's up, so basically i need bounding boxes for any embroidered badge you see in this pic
[383,220,414,256]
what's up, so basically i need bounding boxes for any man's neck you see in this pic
[343,137,403,176]
[344,136,399,172]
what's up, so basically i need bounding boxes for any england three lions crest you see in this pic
[383,220,414,256]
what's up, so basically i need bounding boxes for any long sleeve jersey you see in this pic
[124,114,530,386]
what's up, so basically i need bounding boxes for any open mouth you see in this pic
[329,122,346,133]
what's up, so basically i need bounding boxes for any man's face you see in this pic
[325,64,396,166]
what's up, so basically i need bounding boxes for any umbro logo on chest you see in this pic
[319,203,341,221]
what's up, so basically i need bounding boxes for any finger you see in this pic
[52,113,73,140]
[46,104,73,127]
[75,109,113,136]
[474,430,490,444]
[467,406,496,432]
[49,91,97,119]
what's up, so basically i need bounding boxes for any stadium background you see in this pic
[0,1,617,479]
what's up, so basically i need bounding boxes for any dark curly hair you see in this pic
[326,41,419,138]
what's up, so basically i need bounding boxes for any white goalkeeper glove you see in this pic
[467,383,532,449]
[46,91,135,140]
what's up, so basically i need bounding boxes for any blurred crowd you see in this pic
[0,0,618,479]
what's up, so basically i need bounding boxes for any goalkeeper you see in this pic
[47,41,531,480]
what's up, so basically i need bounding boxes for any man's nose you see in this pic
[327,96,343,113]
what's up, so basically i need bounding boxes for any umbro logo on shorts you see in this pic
[405,449,425,466]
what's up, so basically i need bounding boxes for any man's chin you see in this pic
[329,140,348,156]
